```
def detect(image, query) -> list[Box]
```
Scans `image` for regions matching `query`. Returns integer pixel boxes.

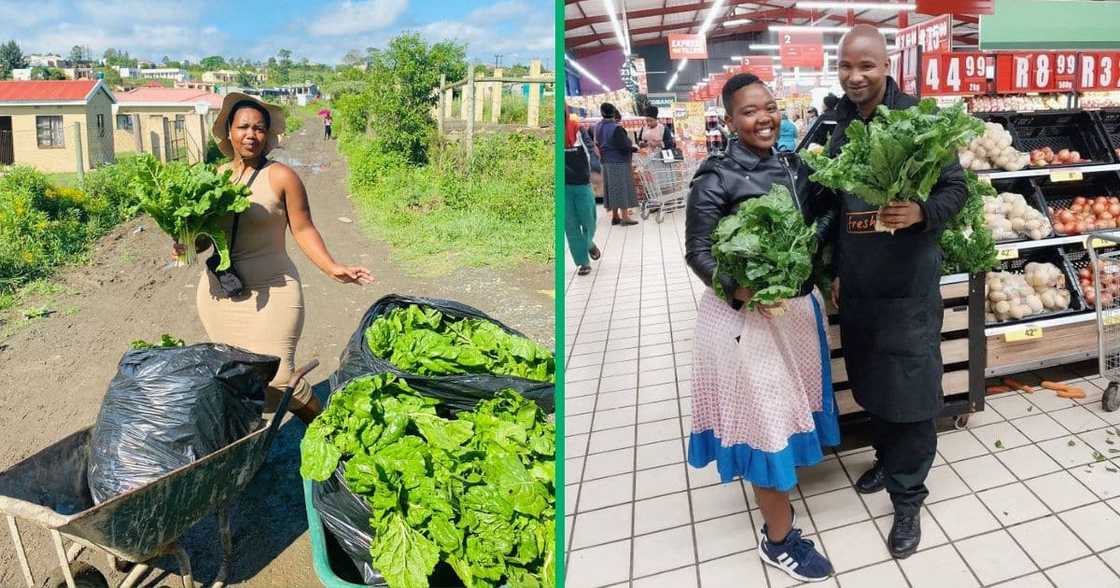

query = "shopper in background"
[637,105,676,152]
[777,112,798,151]
[594,102,639,226]
[805,107,819,130]
[827,24,967,560]
[564,108,602,276]
[821,94,840,122]
[685,72,840,584]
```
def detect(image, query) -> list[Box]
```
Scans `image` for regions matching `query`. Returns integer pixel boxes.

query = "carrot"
[1057,387,1087,399]
[986,385,1012,394]
[1003,377,1033,393]
[1041,381,1075,392]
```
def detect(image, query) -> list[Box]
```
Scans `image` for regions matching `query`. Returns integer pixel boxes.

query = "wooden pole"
[459,78,469,121]
[444,87,454,121]
[527,59,542,128]
[437,73,445,136]
[474,69,486,123]
[72,122,85,179]
[491,68,503,124]
[465,67,476,159]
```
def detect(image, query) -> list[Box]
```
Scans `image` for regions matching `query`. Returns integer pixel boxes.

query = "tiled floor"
[562,208,1120,587]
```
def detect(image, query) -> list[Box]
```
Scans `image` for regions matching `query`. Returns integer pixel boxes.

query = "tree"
[200,55,225,70]
[70,45,84,64]
[161,55,171,66]
[99,66,122,87]
[31,66,66,80]
[0,40,28,79]
[236,70,257,87]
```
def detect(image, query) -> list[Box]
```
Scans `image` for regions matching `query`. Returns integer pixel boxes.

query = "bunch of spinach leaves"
[301,374,554,588]
[801,99,983,207]
[940,170,999,275]
[365,306,554,382]
[711,184,818,307]
[133,159,252,270]
[129,334,186,350]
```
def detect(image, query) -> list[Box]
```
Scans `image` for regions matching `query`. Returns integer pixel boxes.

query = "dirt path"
[0,116,553,587]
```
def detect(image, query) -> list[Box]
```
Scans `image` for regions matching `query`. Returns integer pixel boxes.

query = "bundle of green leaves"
[365,305,555,382]
[300,374,554,588]
[940,170,999,275]
[711,184,818,308]
[132,159,252,270]
[129,334,186,350]
[802,100,984,208]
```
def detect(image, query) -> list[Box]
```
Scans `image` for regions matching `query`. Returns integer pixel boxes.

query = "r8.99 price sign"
[995,52,1078,93]
[921,52,989,96]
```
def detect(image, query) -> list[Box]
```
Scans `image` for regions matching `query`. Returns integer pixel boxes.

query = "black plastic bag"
[316,294,554,586]
[87,344,279,504]
[329,294,555,413]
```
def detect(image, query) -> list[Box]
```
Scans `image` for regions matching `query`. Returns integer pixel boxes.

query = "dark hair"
[808,107,819,116]
[600,102,618,119]
[823,93,839,110]
[645,105,659,118]
[721,73,764,113]
[226,100,271,133]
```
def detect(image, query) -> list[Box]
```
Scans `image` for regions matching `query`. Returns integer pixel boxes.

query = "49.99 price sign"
[994,52,1078,93]
[920,52,989,96]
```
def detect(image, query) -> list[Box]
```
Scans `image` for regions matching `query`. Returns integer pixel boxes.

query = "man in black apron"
[828,25,967,559]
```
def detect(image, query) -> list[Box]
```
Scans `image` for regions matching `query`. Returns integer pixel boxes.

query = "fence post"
[444,86,454,121]
[465,67,476,159]
[72,122,85,180]
[459,78,470,121]
[474,70,486,123]
[491,68,503,124]
[437,74,445,136]
[527,59,542,128]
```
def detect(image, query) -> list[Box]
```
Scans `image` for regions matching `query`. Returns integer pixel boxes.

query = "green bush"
[204,137,226,165]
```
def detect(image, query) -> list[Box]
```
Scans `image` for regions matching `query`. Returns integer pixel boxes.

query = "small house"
[0,79,116,172]
[113,87,223,163]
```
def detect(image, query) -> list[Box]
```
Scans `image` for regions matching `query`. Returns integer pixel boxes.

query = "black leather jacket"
[685,139,838,307]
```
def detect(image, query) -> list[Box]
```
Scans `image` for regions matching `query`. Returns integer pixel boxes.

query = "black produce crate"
[986,246,1085,326]
[1035,172,1120,236]
[1093,108,1120,160]
[1005,110,1115,166]
[988,177,1054,243]
[1063,244,1120,310]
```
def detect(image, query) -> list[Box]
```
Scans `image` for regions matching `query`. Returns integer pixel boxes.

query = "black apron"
[832,80,946,423]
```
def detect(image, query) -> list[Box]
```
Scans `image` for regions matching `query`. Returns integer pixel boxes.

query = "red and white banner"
[891,46,921,95]
[738,55,775,82]
[897,14,952,55]
[916,0,993,15]
[920,52,989,96]
[779,32,824,69]
[668,34,707,60]
[995,52,1077,94]
[1077,52,1120,92]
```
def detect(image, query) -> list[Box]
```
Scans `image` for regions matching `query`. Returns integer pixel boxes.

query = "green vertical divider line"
[553,0,567,584]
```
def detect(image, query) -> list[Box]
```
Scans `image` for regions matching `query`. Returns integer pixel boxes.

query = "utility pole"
[494,54,503,69]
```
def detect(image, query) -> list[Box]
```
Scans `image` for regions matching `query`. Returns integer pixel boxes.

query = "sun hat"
[211,92,286,158]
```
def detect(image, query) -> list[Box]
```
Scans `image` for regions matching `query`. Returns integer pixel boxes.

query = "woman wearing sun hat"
[173,92,373,423]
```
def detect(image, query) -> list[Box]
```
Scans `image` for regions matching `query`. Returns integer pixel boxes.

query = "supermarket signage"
[897,14,952,55]
[739,55,775,82]
[1050,170,1084,183]
[1077,52,1120,92]
[668,34,707,60]
[916,0,993,15]
[994,52,1078,94]
[1004,324,1043,342]
[921,52,989,96]
[995,248,1018,261]
[780,32,824,69]
[890,46,921,96]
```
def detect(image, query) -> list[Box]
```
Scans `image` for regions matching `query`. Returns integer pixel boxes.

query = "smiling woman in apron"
[684,73,840,584]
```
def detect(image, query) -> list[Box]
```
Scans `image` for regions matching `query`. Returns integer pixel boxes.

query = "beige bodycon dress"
[196,162,313,410]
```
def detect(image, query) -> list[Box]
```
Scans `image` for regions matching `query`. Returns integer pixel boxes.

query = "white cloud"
[467,1,531,24]
[74,0,203,24]
[307,0,409,37]
[419,19,553,61]
[0,0,67,30]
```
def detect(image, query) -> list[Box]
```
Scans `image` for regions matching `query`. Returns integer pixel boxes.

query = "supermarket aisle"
[562,208,1120,587]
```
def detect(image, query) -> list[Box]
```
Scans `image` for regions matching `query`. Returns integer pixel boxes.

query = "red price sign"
[780,32,824,69]
[916,0,994,14]
[739,56,775,82]
[995,52,1074,94]
[668,34,708,60]
[897,46,920,95]
[921,52,989,96]
[1077,52,1120,91]
[897,14,952,55]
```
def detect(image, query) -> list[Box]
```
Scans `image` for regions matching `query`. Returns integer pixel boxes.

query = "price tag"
[996,248,1019,260]
[1091,238,1114,249]
[1050,170,1084,182]
[1104,314,1120,326]
[1005,325,1044,342]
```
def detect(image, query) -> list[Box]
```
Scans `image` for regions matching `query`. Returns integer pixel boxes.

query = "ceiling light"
[796,1,916,10]
[748,43,840,51]
[698,0,728,35]
[666,73,678,90]
[564,53,611,92]
[602,0,631,56]
[769,24,898,34]
[723,19,752,27]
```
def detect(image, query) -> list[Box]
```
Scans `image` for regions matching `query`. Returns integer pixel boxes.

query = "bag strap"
[230,159,267,252]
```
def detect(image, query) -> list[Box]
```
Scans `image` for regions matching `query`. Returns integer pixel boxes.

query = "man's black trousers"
[869,415,938,515]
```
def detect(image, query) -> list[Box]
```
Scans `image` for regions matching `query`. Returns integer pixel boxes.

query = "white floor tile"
[1009,515,1092,569]
[956,530,1039,585]
[571,504,633,550]
[1049,405,1110,434]
[1045,556,1120,588]
[584,447,636,481]
[686,461,724,489]
[1009,413,1070,443]
[990,573,1053,587]
[899,544,980,588]
[637,399,680,424]
[698,550,768,588]
[953,454,1017,492]
[1068,459,1120,500]
[995,444,1064,480]
[694,512,757,562]
[1025,470,1100,513]
[818,520,891,573]
[595,388,638,410]
[636,439,685,470]
[924,464,973,503]
[1025,390,1082,413]
[977,482,1050,526]
[970,420,1031,452]
[937,430,989,462]
[635,463,689,500]
[634,491,693,535]
[578,473,634,512]
[588,425,637,454]
[804,487,870,532]
[928,495,1000,540]
[566,540,631,588]
[632,566,698,588]
[798,457,854,498]
[988,394,1037,420]
[1037,435,1098,469]
[1058,502,1120,552]
[689,482,750,521]
[636,419,683,445]
[632,525,696,578]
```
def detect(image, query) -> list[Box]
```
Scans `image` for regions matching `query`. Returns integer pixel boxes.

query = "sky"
[0,0,555,67]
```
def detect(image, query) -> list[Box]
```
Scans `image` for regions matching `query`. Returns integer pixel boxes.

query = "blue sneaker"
[759,528,834,583]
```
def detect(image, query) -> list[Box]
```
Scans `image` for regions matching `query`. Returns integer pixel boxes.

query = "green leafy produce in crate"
[301,374,554,588]
[940,170,999,275]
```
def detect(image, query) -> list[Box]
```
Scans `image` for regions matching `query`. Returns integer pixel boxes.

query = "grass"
[447,92,555,127]
[46,172,80,188]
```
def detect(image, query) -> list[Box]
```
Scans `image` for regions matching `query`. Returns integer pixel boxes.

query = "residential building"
[28,54,63,68]
[0,79,116,171]
[61,67,96,80]
[11,69,31,81]
[201,70,266,84]
[113,87,223,163]
[174,80,218,92]
[115,67,188,82]
[253,82,320,103]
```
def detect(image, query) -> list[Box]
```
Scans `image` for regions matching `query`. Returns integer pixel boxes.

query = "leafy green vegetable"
[366,306,555,382]
[802,99,984,208]
[301,374,554,588]
[710,184,817,307]
[940,170,999,275]
[133,159,252,270]
[129,334,186,350]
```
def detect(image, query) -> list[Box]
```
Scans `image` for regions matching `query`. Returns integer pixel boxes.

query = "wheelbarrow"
[0,360,320,588]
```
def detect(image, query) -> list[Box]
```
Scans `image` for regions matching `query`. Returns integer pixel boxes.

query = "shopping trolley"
[1087,234,1120,412]
[634,153,700,223]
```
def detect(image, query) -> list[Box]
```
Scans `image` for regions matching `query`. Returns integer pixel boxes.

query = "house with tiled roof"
[0,79,116,172]
[113,87,224,163]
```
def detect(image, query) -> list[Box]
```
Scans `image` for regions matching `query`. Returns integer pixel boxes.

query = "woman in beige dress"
[174,93,372,423]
